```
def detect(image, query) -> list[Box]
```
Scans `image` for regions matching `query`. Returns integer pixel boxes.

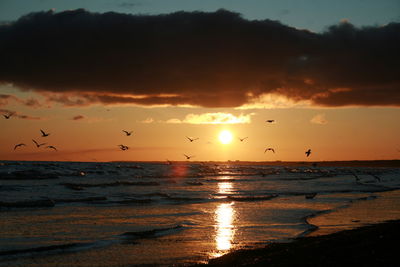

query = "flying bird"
[14,143,26,150]
[264,148,275,153]
[186,136,199,142]
[32,139,46,148]
[122,130,133,136]
[266,120,275,123]
[3,113,13,119]
[118,144,129,151]
[238,137,248,142]
[46,145,58,151]
[40,129,50,137]
[305,149,311,157]
[183,154,194,160]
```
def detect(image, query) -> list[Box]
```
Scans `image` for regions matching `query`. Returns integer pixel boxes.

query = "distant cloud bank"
[165,112,254,124]
[0,9,399,108]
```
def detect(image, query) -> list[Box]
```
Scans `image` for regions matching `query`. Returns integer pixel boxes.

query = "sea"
[1,161,400,266]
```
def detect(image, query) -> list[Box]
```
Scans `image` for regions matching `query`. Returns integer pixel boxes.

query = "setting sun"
[219,130,233,144]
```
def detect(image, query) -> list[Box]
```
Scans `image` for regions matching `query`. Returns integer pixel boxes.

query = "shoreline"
[199,189,400,266]
[1,159,400,167]
[201,219,400,267]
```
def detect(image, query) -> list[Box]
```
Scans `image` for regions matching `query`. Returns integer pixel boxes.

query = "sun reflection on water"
[214,181,235,254]
[218,181,233,194]
[215,202,234,251]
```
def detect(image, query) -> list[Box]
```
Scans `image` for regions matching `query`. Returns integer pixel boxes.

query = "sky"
[0,0,399,162]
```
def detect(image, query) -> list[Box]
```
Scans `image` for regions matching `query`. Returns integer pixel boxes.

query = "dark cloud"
[0,9,399,107]
[72,115,85,120]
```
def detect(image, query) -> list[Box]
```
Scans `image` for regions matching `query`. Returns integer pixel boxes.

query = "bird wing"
[14,143,25,150]
[32,139,38,146]
[40,129,45,135]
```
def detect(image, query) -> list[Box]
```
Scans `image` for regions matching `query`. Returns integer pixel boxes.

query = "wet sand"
[201,190,400,267]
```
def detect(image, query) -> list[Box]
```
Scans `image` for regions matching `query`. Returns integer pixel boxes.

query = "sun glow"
[219,130,233,144]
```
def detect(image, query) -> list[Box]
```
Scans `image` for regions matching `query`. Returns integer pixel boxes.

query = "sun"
[219,130,233,144]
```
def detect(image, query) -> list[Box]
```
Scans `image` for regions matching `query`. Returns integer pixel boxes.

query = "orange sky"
[1,86,399,162]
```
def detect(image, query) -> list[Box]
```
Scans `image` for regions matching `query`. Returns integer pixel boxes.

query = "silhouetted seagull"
[264,148,275,153]
[122,130,133,136]
[3,113,13,119]
[32,139,46,148]
[305,193,317,199]
[369,173,381,182]
[46,145,57,151]
[183,154,194,160]
[40,129,50,137]
[352,171,360,183]
[186,136,199,142]
[118,144,129,151]
[14,143,26,150]
[238,137,248,142]
[266,120,275,123]
[305,149,311,157]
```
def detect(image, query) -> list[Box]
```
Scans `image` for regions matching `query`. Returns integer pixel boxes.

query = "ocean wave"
[0,170,60,180]
[225,194,278,202]
[0,199,55,209]
[121,224,185,241]
[0,225,186,260]
[60,181,160,189]
[0,242,85,257]
[113,198,154,204]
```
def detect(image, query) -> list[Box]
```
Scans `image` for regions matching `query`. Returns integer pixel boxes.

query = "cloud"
[0,108,42,120]
[71,115,85,120]
[0,9,399,108]
[139,117,154,123]
[165,112,254,124]
[0,94,42,108]
[310,113,328,124]
[69,114,110,123]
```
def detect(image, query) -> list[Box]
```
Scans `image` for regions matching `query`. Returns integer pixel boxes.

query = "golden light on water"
[215,181,235,252]
[218,181,233,194]
[218,130,233,144]
[215,203,235,251]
